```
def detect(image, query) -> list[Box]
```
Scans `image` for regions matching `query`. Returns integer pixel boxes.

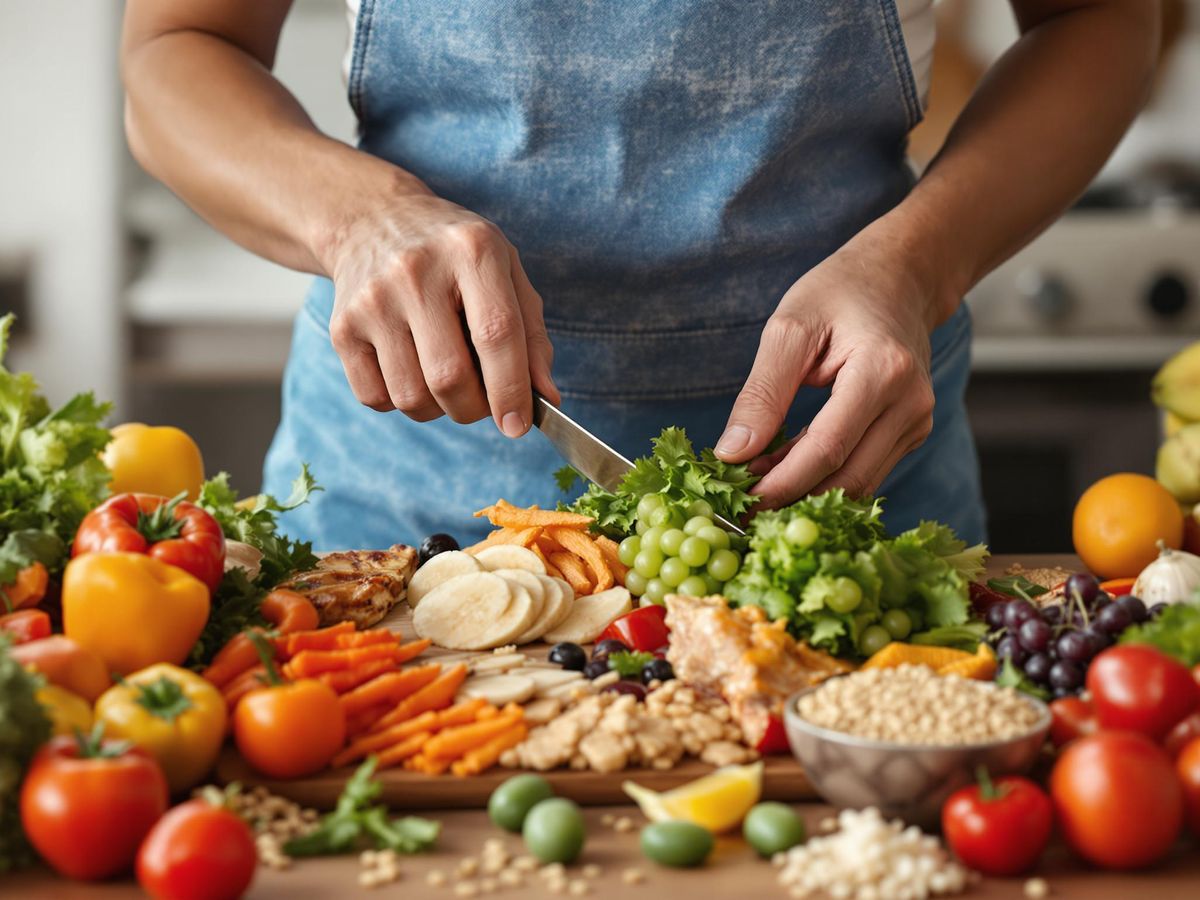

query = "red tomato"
[137,799,257,900]
[1178,737,1200,837]
[942,771,1053,876]
[1050,731,1183,869]
[0,608,51,644]
[1049,696,1097,748]
[1086,644,1198,741]
[596,605,669,653]
[1165,711,1200,760]
[21,732,169,880]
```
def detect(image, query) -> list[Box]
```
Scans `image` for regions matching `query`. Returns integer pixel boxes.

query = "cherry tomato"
[21,730,168,880]
[1178,738,1200,838]
[1165,711,1200,760]
[756,714,791,755]
[1050,731,1183,869]
[234,677,345,779]
[942,769,1053,876]
[137,798,257,900]
[596,605,670,653]
[1086,644,1198,741]
[1049,696,1097,748]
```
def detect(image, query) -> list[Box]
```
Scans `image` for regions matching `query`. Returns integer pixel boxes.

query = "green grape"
[683,515,713,536]
[678,575,709,597]
[634,547,664,579]
[617,535,642,567]
[685,498,715,520]
[881,609,912,639]
[859,625,892,657]
[678,536,711,567]
[664,507,687,530]
[825,577,863,614]
[637,493,666,520]
[636,518,649,535]
[641,525,667,555]
[701,573,723,595]
[648,505,676,528]
[784,516,819,548]
[659,528,687,556]
[659,557,689,588]
[643,578,668,605]
[706,548,740,582]
[696,525,730,550]
[625,570,648,596]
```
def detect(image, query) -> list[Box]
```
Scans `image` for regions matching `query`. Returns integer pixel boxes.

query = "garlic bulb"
[1132,542,1200,607]
[223,539,263,582]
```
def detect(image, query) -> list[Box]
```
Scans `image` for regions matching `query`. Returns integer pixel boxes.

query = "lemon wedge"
[622,761,763,833]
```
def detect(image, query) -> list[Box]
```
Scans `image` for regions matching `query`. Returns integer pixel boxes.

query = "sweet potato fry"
[549,551,593,596]
[594,536,629,586]
[367,663,469,733]
[548,527,613,591]
[423,709,524,761]
[450,723,528,776]
[464,526,542,554]
[474,499,594,530]
[338,663,442,717]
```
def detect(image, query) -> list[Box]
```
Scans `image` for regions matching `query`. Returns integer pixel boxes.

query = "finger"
[716,314,823,463]
[329,318,394,412]
[806,406,922,501]
[748,432,802,477]
[375,325,442,422]
[511,250,560,406]
[459,248,535,437]
[407,281,491,424]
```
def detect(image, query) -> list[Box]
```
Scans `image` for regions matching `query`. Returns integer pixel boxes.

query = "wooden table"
[10,555,1200,899]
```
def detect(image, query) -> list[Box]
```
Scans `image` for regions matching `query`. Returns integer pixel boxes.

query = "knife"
[531,394,745,536]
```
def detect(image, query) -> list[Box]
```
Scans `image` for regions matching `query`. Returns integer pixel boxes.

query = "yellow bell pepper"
[95,663,226,793]
[35,683,94,737]
[101,422,204,500]
[62,552,210,676]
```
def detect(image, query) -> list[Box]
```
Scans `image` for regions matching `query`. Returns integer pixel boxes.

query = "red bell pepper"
[757,714,790,755]
[597,605,670,653]
[72,493,225,591]
[0,608,51,644]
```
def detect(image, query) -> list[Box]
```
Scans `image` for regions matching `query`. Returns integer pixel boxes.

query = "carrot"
[451,723,528,776]
[283,642,403,679]
[261,589,320,634]
[368,663,469,733]
[316,658,397,694]
[405,754,451,776]
[422,709,523,762]
[221,664,267,710]
[284,621,356,656]
[375,731,434,770]
[338,663,442,717]
[391,638,432,666]
[203,630,270,689]
[345,704,391,738]
[333,630,398,649]
[331,710,441,769]
[1,562,49,611]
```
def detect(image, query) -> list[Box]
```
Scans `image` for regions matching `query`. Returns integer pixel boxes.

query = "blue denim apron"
[264,0,985,548]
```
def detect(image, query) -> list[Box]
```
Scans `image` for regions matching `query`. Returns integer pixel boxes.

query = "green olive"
[640,820,714,868]
[522,798,586,864]
[742,802,806,857]
[487,774,554,833]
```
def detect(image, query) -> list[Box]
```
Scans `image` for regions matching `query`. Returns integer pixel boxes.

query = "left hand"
[715,223,952,509]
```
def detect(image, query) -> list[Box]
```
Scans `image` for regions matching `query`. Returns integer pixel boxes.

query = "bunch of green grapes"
[616,494,742,605]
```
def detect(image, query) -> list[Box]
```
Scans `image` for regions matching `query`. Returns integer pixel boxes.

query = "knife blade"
[532,394,745,536]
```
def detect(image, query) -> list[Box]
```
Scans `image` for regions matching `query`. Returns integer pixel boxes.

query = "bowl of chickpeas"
[784,664,1051,829]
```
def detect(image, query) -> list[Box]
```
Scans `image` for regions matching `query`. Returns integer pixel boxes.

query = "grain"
[1024,877,1050,899]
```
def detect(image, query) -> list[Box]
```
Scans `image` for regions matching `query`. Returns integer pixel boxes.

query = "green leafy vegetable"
[553,465,581,494]
[0,314,111,587]
[910,622,988,652]
[186,568,268,668]
[607,650,655,678]
[283,758,440,857]
[560,427,757,538]
[995,655,1050,701]
[0,634,53,871]
[1120,599,1200,666]
[726,490,989,658]
[986,575,1048,600]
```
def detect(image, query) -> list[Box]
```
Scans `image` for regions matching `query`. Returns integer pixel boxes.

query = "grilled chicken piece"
[278,545,418,629]
[665,594,851,746]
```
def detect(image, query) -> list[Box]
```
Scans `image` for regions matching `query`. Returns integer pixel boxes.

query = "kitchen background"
[1,0,1197,552]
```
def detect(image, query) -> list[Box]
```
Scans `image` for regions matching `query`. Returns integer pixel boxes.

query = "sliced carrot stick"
[261,589,319,634]
[338,663,442,717]
[221,664,267,711]
[345,704,391,738]
[204,630,269,689]
[331,710,441,769]
[375,731,434,770]
[282,642,401,679]
[405,754,451,776]
[422,710,523,762]
[391,638,432,666]
[450,723,528,776]
[368,663,468,733]
[283,621,356,656]
[333,630,398,649]
[316,658,398,694]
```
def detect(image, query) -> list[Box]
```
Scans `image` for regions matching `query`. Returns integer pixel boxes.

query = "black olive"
[583,659,611,680]
[591,638,628,662]
[548,642,587,671]
[418,533,460,565]
[641,658,674,685]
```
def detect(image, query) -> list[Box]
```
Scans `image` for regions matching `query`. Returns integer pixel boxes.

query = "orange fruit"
[1073,474,1184,579]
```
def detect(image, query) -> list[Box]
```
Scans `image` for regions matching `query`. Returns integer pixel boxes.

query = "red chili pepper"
[1099,578,1136,597]
[756,714,790,755]
[73,493,225,591]
[0,608,51,644]
[596,605,670,653]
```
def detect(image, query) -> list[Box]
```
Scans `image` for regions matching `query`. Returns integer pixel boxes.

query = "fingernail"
[716,425,751,456]
[501,412,526,438]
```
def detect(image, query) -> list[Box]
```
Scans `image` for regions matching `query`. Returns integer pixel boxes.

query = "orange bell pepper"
[1,561,49,611]
[11,635,112,702]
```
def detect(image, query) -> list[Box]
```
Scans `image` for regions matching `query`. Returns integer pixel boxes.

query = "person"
[121,1,1158,548]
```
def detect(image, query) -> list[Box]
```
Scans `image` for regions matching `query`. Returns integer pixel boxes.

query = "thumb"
[716,315,818,462]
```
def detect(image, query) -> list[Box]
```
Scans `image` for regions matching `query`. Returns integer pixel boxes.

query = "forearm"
[122,27,420,275]
[875,0,1159,326]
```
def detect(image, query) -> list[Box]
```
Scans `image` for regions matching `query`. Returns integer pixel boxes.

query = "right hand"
[318,183,559,436]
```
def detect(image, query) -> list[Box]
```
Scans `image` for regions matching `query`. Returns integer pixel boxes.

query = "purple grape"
[1065,573,1100,605]
[1090,593,1112,614]
[996,636,1027,665]
[1056,631,1091,663]
[1149,602,1168,619]
[1083,625,1111,656]
[1049,659,1083,691]
[1052,686,1076,700]
[1042,604,1063,625]
[1116,595,1148,624]
[985,603,1008,630]
[1018,618,1052,653]
[592,639,629,662]
[1004,600,1038,630]
[1096,602,1133,635]
[583,659,610,680]
[1024,652,1053,684]
[602,681,646,702]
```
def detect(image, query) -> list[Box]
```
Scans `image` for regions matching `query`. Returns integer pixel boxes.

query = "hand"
[715,223,954,509]
[318,177,559,435]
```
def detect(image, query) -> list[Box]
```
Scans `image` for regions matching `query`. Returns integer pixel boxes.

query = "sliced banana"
[542,586,633,645]
[492,568,546,641]
[474,545,546,575]
[411,571,517,650]
[459,673,537,706]
[513,575,572,645]
[407,551,483,608]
